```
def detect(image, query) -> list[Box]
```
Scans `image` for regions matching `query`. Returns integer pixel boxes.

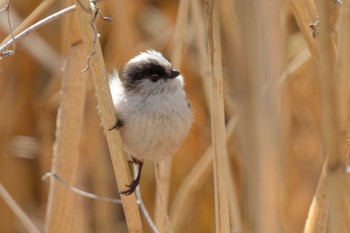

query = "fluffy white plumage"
[109,50,193,161]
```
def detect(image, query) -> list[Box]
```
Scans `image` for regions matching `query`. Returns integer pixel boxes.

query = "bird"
[109,50,193,195]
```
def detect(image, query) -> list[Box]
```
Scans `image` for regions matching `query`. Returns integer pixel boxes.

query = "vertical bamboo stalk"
[45,43,89,233]
[205,0,230,232]
[74,1,143,232]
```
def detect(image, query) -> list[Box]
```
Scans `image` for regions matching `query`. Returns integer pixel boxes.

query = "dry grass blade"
[0,183,40,233]
[74,1,143,232]
[205,0,230,232]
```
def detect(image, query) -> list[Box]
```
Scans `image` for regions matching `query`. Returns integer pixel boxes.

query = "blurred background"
[0,0,348,232]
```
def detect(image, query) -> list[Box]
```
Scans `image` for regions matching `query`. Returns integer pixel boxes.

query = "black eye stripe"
[123,62,167,83]
[143,64,167,78]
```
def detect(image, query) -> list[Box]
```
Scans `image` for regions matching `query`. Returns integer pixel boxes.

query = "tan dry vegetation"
[0,0,349,233]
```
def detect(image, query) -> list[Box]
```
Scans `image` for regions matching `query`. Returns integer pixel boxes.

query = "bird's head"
[121,50,183,95]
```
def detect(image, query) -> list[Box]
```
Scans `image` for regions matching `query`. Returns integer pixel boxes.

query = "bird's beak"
[170,70,180,79]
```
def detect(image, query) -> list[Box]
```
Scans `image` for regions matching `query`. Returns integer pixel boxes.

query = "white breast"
[115,77,193,161]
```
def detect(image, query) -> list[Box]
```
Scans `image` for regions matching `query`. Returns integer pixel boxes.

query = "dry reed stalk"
[170,0,190,67]
[336,0,350,130]
[337,1,350,223]
[215,2,242,230]
[205,0,230,232]
[170,117,237,232]
[154,161,173,233]
[318,1,348,232]
[62,5,91,232]
[74,1,143,232]
[226,162,242,233]
[153,0,190,231]
[191,0,210,105]
[334,0,350,199]
[0,183,40,233]
[245,0,285,232]
[45,44,89,233]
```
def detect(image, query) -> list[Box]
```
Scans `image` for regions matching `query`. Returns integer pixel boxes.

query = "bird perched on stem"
[109,50,193,195]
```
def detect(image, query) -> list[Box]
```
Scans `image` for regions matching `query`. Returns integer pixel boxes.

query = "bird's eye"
[150,74,160,82]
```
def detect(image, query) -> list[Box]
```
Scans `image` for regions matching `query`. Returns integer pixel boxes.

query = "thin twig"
[81,1,112,72]
[43,171,160,233]
[0,4,76,55]
[81,5,98,72]
[42,173,123,204]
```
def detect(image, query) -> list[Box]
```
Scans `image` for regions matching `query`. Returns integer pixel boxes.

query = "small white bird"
[109,50,193,195]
